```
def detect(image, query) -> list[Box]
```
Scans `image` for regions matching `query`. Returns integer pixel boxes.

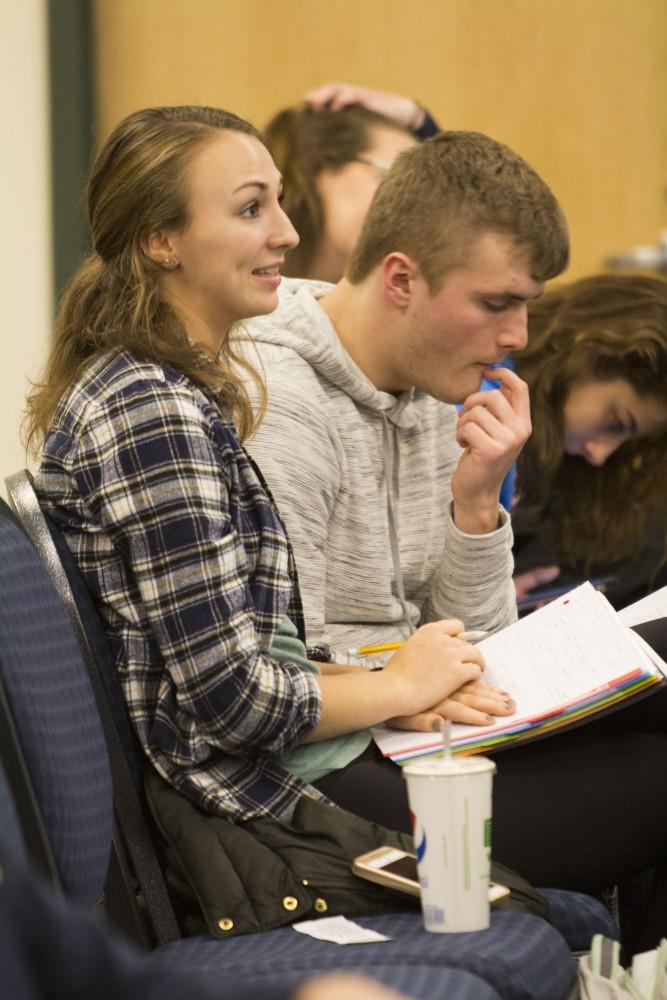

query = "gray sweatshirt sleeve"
[420,503,518,634]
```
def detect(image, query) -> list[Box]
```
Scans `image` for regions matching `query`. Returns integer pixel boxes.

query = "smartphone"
[516,575,613,614]
[352,846,510,903]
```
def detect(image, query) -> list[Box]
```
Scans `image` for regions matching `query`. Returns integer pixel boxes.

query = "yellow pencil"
[353,630,487,657]
[356,642,403,656]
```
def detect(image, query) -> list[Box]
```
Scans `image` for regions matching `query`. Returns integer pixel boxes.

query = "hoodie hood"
[238,278,427,430]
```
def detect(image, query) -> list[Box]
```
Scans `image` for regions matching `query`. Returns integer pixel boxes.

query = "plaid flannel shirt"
[36,351,324,823]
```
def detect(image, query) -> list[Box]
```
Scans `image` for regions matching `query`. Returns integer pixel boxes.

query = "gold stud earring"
[161,256,179,271]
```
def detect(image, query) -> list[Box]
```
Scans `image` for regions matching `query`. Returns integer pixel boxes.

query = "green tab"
[484,818,492,848]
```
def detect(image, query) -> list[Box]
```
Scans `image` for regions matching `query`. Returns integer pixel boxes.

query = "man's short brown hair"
[346,130,569,290]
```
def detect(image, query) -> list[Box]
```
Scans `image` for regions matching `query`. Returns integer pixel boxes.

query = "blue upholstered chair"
[1,764,504,1000]
[0,477,614,998]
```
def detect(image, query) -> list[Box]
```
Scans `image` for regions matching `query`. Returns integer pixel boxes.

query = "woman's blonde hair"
[515,273,667,570]
[26,105,266,454]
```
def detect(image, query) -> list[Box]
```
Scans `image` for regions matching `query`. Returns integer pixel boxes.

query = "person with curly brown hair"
[513,274,667,609]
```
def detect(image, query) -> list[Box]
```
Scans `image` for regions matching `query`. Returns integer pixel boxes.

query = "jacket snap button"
[301,879,309,886]
[314,897,328,913]
[282,896,299,911]
[217,918,234,931]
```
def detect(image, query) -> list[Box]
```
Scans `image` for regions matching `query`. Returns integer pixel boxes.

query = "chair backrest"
[0,499,114,905]
[0,738,27,864]
[5,470,144,787]
[0,484,181,947]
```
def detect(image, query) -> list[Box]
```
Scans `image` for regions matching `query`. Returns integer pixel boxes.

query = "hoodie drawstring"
[382,415,415,637]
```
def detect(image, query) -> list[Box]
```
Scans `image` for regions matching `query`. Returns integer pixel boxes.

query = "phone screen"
[355,849,510,903]
[517,575,611,612]
[380,855,418,882]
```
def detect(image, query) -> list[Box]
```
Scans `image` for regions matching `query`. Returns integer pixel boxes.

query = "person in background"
[513,273,667,609]
[264,83,437,284]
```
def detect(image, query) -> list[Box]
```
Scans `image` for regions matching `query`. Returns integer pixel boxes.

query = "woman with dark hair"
[514,274,667,608]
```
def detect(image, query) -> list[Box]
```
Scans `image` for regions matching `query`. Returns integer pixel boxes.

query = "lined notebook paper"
[373,583,666,763]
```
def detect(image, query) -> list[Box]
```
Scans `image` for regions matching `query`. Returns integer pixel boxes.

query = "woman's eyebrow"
[233,173,284,195]
[232,180,268,194]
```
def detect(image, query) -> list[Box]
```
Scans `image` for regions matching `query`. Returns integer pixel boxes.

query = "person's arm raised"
[302,82,425,131]
[451,367,531,535]
[301,620,483,742]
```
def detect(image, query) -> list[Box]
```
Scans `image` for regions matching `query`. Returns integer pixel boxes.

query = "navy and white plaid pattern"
[36,352,323,823]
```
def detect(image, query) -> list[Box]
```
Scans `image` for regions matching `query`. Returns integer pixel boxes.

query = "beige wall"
[94,0,667,282]
[0,0,52,490]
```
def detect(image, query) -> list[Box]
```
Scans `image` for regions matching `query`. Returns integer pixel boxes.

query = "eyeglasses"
[352,156,393,172]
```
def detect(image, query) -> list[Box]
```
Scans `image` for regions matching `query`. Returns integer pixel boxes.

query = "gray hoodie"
[238,279,516,658]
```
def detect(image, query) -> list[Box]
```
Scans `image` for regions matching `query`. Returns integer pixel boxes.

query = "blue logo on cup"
[414,824,427,863]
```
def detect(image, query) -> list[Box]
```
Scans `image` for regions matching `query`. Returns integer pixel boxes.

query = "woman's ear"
[381,252,419,309]
[140,228,178,268]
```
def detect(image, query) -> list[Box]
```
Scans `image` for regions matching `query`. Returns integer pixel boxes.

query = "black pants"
[314,686,667,954]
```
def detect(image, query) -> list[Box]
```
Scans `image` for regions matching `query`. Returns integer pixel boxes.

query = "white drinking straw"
[441,719,452,762]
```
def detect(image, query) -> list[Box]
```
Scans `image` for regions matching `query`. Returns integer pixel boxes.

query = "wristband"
[307,643,332,663]
[412,106,440,141]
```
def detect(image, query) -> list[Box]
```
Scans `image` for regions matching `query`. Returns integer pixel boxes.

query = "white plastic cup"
[403,756,496,933]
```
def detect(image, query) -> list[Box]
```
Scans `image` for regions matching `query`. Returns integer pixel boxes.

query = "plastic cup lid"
[402,756,497,778]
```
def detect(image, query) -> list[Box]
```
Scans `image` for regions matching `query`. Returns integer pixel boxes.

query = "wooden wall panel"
[94,0,667,280]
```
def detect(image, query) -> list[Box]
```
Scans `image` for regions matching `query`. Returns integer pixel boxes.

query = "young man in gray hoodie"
[240,131,568,674]
[237,136,667,945]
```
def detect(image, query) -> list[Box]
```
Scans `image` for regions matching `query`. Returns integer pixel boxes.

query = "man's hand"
[302,82,425,131]
[451,367,531,534]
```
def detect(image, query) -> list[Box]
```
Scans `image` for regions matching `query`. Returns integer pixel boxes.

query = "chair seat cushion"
[157,910,576,1000]
[540,888,618,951]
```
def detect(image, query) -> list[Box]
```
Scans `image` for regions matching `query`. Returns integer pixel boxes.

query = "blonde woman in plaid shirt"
[27,106,503,829]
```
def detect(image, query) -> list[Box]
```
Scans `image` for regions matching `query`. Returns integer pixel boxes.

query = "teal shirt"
[271,617,371,784]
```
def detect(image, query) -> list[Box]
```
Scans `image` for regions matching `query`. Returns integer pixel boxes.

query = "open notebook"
[372,582,667,764]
